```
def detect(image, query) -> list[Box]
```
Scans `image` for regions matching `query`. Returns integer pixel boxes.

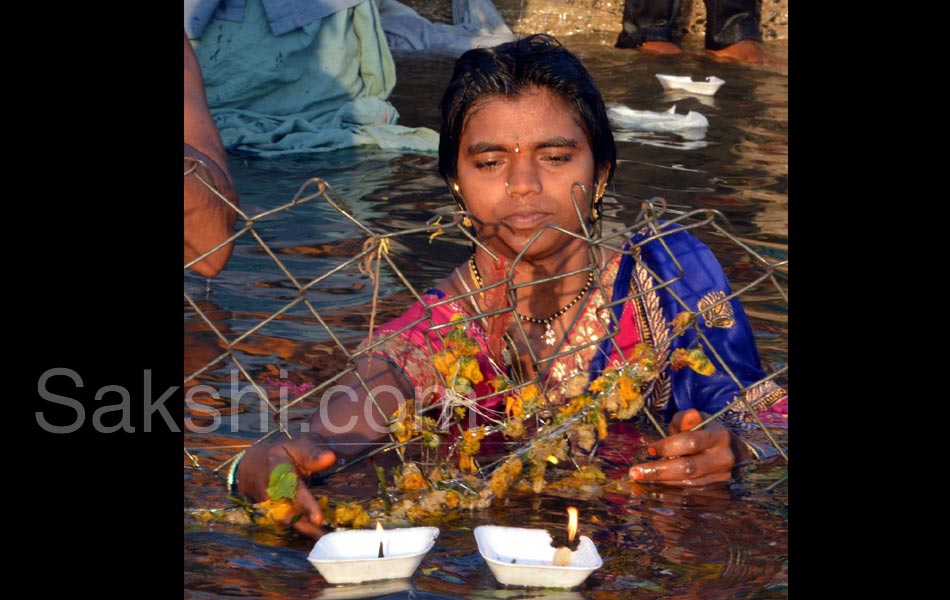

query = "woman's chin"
[506,232,583,262]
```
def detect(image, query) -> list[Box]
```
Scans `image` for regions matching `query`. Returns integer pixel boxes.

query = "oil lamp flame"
[566,506,578,543]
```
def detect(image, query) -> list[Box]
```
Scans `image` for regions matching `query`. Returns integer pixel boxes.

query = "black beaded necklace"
[468,254,594,346]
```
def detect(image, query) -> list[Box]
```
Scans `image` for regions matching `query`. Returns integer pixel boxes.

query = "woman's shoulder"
[628,221,719,266]
[630,220,708,247]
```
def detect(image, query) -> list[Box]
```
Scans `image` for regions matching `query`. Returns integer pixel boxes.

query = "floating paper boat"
[307,526,439,585]
[655,74,725,96]
[607,104,708,133]
[474,525,603,588]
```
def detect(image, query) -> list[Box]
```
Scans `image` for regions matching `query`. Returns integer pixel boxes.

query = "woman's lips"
[502,210,550,230]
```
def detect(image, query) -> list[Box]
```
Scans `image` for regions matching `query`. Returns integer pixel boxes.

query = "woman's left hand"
[628,408,739,486]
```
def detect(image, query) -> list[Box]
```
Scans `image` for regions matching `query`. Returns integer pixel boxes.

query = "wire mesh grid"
[184,156,788,501]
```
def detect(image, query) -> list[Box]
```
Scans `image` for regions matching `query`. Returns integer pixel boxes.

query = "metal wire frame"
[184,163,788,485]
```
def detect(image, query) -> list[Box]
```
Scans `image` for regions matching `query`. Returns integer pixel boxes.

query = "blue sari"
[590,223,786,430]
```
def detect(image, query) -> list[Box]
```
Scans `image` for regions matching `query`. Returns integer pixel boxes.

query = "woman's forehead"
[461,88,583,139]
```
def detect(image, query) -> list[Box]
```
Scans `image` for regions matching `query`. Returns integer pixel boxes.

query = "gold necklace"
[469,254,594,346]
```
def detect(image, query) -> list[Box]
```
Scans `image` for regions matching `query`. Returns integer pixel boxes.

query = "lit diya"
[474,507,602,588]
[552,507,579,566]
[307,521,440,585]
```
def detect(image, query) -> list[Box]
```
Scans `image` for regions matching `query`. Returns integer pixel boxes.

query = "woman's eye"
[474,160,501,170]
[543,154,572,164]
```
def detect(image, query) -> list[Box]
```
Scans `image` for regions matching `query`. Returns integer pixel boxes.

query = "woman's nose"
[505,156,542,197]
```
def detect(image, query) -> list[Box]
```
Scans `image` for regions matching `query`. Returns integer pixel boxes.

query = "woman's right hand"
[236,433,337,538]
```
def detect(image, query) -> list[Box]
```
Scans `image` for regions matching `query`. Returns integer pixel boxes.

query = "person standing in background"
[616,0,773,64]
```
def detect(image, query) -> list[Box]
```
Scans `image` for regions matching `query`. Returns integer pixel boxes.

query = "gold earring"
[593,183,606,217]
[452,183,472,226]
[589,182,605,227]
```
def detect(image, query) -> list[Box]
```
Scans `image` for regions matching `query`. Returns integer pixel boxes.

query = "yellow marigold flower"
[444,490,461,508]
[614,385,643,420]
[686,347,715,375]
[573,464,608,483]
[254,499,295,531]
[331,502,372,528]
[671,348,689,370]
[451,335,481,357]
[519,383,540,403]
[671,347,715,375]
[503,417,525,439]
[490,374,511,392]
[616,373,640,402]
[593,409,608,440]
[488,456,523,500]
[432,349,459,377]
[422,430,442,450]
[457,356,484,384]
[558,395,591,419]
[459,427,486,450]
[506,394,525,419]
[395,463,428,492]
[628,343,657,365]
[390,402,413,443]
[670,311,695,334]
[445,314,475,346]
[458,427,486,473]
[459,453,476,473]
[588,373,610,393]
[391,419,410,444]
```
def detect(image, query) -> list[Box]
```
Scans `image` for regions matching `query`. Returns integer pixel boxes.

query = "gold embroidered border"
[697,290,736,329]
[723,380,787,425]
[628,245,672,415]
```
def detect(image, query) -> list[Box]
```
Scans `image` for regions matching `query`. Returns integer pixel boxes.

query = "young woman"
[234,34,786,538]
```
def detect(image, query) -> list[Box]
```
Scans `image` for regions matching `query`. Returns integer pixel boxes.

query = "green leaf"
[267,463,298,501]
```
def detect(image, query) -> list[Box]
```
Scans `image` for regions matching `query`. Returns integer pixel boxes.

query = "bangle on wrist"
[226,450,246,496]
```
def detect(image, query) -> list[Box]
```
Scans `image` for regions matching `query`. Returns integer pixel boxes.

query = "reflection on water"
[185,32,787,599]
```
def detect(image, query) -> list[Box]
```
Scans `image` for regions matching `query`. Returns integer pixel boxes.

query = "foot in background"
[640,40,684,55]
[707,39,777,65]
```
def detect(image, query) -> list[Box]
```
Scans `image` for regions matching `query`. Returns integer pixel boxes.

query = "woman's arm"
[627,225,785,484]
[235,354,414,537]
[184,31,239,278]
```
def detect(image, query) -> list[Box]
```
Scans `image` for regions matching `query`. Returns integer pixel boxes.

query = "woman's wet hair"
[438,33,616,190]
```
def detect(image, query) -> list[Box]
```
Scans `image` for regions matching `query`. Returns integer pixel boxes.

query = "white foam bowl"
[307,526,439,585]
[656,74,725,96]
[474,525,603,588]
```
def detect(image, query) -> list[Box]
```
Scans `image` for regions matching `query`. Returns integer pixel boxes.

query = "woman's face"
[455,86,597,262]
